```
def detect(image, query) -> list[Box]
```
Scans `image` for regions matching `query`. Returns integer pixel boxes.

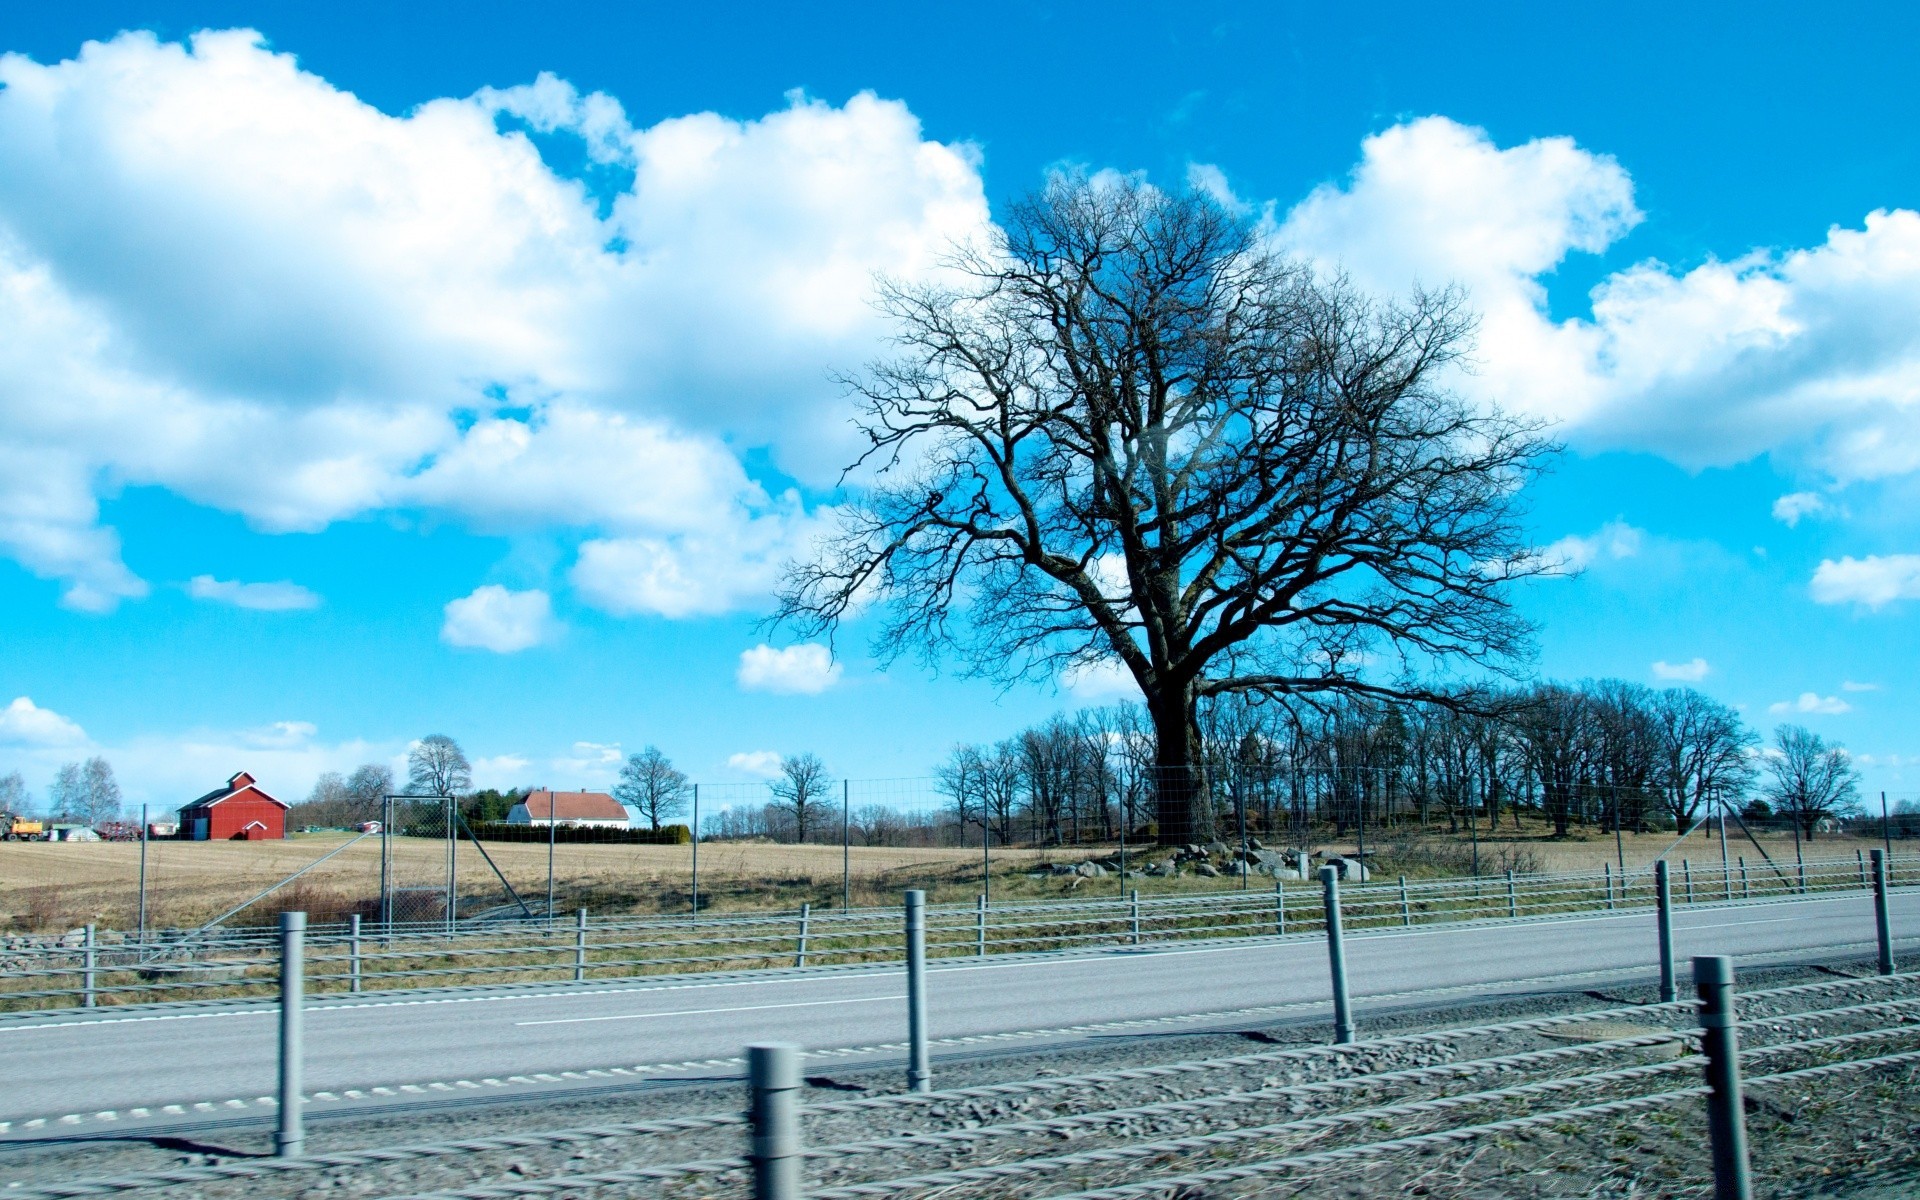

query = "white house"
[504,790,630,829]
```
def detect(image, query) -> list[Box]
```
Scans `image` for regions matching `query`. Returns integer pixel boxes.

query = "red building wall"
[184,789,286,840]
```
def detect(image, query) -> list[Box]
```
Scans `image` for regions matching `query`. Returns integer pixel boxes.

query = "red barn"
[178,771,287,840]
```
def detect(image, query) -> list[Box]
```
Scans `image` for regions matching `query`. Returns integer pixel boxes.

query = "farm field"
[0,818,1890,933]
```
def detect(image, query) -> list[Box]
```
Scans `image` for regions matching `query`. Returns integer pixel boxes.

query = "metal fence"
[10,959,1920,1200]
[2,851,1911,1013]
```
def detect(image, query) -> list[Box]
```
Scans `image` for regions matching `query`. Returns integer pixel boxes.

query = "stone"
[1247,837,1265,851]
[1049,863,1077,876]
[1193,862,1220,877]
[1075,861,1108,878]
[1205,840,1231,857]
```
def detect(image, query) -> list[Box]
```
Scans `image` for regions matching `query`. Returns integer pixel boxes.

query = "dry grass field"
[0,819,1888,933]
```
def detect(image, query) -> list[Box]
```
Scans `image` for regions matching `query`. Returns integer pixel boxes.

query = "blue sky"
[1,1,1917,809]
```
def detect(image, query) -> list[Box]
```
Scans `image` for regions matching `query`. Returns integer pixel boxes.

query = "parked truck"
[1,811,47,841]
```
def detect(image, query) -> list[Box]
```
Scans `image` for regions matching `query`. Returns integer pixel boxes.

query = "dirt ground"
[0,821,1890,932]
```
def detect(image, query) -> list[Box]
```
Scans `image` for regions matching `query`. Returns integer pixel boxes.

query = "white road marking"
[516,994,906,1026]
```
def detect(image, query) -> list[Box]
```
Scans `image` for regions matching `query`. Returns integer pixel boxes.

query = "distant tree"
[407,735,471,797]
[767,753,833,843]
[1764,724,1860,840]
[80,757,122,826]
[48,762,83,820]
[345,763,395,813]
[0,771,28,817]
[1653,688,1756,826]
[463,788,525,824]
[307,771,349,807]
[614,747,690,830]
[288,771,357,828]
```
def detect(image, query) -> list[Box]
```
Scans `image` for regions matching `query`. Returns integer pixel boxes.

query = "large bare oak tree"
[775,177,1554,843]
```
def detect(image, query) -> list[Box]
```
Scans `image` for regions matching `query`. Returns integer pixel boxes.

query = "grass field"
[0,819,1888,932]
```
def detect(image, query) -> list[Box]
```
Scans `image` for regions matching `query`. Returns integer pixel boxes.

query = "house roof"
[182,770,287,811]
[521,790,627,821]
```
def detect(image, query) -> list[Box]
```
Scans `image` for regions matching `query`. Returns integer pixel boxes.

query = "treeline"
[936,681,1870,846]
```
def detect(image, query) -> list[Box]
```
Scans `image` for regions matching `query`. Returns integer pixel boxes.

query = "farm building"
[505,790,629,829]
[178,771,287,840]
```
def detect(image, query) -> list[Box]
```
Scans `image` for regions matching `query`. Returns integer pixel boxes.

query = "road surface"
[1,888,1911,1131]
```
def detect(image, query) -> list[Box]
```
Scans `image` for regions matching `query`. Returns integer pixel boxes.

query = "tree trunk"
[1148,684,1203,846]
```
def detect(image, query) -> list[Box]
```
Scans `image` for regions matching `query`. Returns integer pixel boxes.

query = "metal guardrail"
[2,852,1911,1013]
[9,962,1919,1199]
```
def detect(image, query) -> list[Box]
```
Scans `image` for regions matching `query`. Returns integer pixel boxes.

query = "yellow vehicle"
[1,812,46,841]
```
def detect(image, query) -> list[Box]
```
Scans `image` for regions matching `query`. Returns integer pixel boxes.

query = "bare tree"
[49,762,83,820]
[614,746,690,830]
[80,757,122,826]
[767,753,833,843]
[776,177,1552,843]
[1654,688,1755,826]
[407,735,471,797]
[1764,724,1860,840]
[0,771,28,817]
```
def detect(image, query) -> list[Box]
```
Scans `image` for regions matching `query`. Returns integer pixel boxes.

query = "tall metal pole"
[1718,801,1732,900]
[136,802,149,940]
[277,911,306,1158]
[1695,955,1752,1200]
[444,794,456,935]
[904,889,930,1093]
[547,795,556,923]
[1884,791,1894,864]
[1320,865,1354,1044]
[690,783,700,918]
[380,795,393,933]
[983,800,992,903]
[1654,860,1676,1004]
[1873,848,1895,976]
[842,780,851,912]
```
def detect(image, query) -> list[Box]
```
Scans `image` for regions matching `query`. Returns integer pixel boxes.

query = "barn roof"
[522,790,627,821]
[182,770,288,811]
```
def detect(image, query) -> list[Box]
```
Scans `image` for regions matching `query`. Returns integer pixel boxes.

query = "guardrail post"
[1604,862,1614,910]
[1319,866,1355,1045]
[1694,955,1752,1200]
[976,893,987,957]
[278,911,306,1158]
[575,908,589,982]
[1130,887,1141,946]
[349,913,362,993]
[1873,849,1895,976]
[905,889,930,1092]
[82,923,96,1008]
[748,1043,801,1200]
[1796,858,1807,894]
[794,902,810,969]
[1684,859,1695,905]
[1399,875,1411,927]
[1739,856,1749,899]
[1506,869,1518,919]
[1654,860,1676,1004]
[1274,879,1286,936]
[1858,848,1868,887]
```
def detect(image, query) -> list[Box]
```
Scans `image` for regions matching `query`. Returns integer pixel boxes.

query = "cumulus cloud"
[1272,116,1920,483]
[0,31,987,612]
[1809,554,1920,608]
[1768,692,1852,716]
[0,696,87,746]
[186,575,321,611]
[1652,658,1711,682]
[1536,520,1645,572]
[1062,658,1139,700]
[1772,492,1838,527]
[726,750,783,778]
[736,643,843,695]
[1842,680,1882,692]
[440,585,558,652]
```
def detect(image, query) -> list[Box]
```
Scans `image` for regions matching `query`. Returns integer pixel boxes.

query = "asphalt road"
[3,889,1913,1125]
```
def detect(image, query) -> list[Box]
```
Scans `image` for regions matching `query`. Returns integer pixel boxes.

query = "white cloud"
[0,696,87,746]
[471,753,532,787]
[569,501,831,619]
[726,750,783,778]
[1810,554,1920,608]
[736,643,843,695]
[1768,692,1852,716]
[1842,680,1882,692]
[549,740,621,785]
[0,31,987,613]
[1536,520,1645,572]
[242,720,318,749]
[186,575,321,610]
[1652,658,1710,682]
[1062,658,1139,700]
[1271,116,1920,483]
[1771,492,1837,527]
[440,585,558,652]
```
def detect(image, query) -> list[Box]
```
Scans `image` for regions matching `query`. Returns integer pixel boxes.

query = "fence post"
[575,908,589,982]
[1604,862,1614,911]
[1739,857,1749,899]
[277,911,306,1158]
[1858,848,1868,887]
[1130,887,1141,946]
[904,890,930,1092]
[748,1043,801,1200]
[1695,955,1752,1200]
[1796,858,1807,895]
[795,902,810,969]
[1873,849,1895,976]
[976,893,987,957]
[349,913,362,994]
[1685,859,1694,905]
[82,923,96,1008]
[1506,869,1518,919]
[1275,879,1286,936]
[1320,866,1355,1045]
[1654,860,1676,1004]
[1399,875,1411,927]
